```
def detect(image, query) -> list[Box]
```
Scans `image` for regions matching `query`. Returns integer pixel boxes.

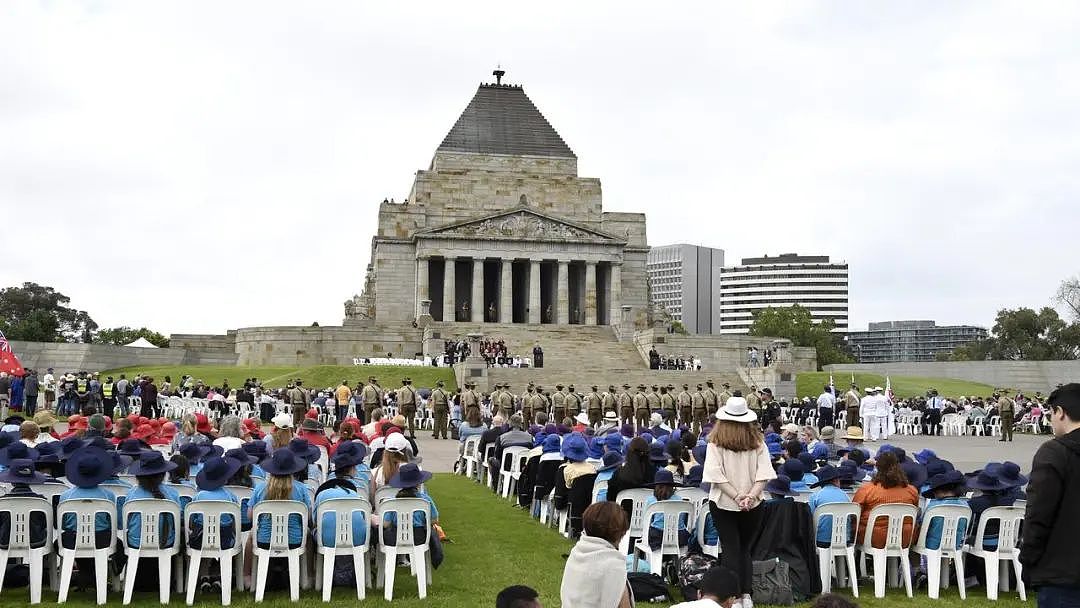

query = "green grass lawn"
[0,474,1029,607]
[797,372,995,400]
[99,364,457,391]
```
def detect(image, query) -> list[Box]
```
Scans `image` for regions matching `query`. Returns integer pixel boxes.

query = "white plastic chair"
[223,486,254,592]
[150,445,173,458]
[374,485,400,508]
[251,500,308,602]
[964,506,1026,601]
[315,447,330,481]
[912,503,970,599]
[0,497,53,604]
[614,489,653,554]
[970,416,986,436]
[814,503,861,598]
[314,497,371,601]
[987,415,1002,437]
[184,500,242,606]
[56,498,118,605]
[375,497,432,601]
[498,447,530,500]
[461,436,481,480]
[481,444,497,489]
[694,508,719,558]
[121,499,181,605]
[633,501,693,575]
[859,503,917,598]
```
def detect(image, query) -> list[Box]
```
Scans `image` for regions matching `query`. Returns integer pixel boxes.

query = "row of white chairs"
[0,493,433,605]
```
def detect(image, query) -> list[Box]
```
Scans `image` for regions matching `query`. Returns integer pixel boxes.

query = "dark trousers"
[24,395,38,416]
[709,501,764,596]
[926,409,942,435]
[1039,586,1080,608]
[818,408,834,428]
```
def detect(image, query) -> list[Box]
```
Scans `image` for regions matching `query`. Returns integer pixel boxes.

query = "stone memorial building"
[347,72,650,331]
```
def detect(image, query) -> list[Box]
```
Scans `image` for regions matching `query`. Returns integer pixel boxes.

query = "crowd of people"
[0,393,442,600]
[647,347,703,371]
[462,383,1080,607]
[441,338,544,369]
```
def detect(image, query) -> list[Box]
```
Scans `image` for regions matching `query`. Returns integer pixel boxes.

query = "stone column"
[609,262,622,326]
[416,257,429,319]
[499,260,513,323]
[528,259,541,324]
[443,257,456,322]
[584,261,597,325]
[557,260,570,325]
[471,258,484,323]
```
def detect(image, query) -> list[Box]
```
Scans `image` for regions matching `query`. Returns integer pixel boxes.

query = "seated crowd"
[460,386,1067,608]
[0,404,442,601]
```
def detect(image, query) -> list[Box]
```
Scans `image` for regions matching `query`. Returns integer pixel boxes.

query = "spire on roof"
[493,65,505,86]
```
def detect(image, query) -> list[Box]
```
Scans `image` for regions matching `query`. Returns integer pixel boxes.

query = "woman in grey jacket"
[560,502,634,608]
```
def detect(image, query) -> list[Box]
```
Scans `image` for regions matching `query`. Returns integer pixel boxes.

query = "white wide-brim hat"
[271,412,294,429]
[575,412,590,425]
[716,396,757,422]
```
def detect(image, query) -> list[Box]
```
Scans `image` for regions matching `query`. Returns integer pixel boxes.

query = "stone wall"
[233,323,423,366]
[633,329,819,373]
[9,341,239,373]
[372,241,420,323]
[170,332,237,352]
[824,361,1080,393]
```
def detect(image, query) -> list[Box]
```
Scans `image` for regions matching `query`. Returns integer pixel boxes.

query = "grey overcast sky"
[2,1,1078,335]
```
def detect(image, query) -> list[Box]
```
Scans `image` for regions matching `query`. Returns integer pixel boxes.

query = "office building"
[846,320,988,363]
[717,253,849,334]
[647,244,725,334]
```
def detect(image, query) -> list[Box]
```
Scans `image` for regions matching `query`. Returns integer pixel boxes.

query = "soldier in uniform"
[718,382,732,409]
[660,385,676,425]
[497,383,515,418]
[461,380,479,421]
[586,385,603,426]
[646,384,661,419]
[566,384,582,419]
[691,383,708,434]
[702,379,719,417]
[844,383,862,429]
[676,383,693,425]
[616,384,633,426]
[532,386,549,425]
[361,376,382,424]
[397,377,418,438]
[633,384,649,430]
[602,385,617,418]
[552,384,567,423]
[746,385,761,417]
[289,379,310,427]
[430,380,450,439]
[997,388,1016,442]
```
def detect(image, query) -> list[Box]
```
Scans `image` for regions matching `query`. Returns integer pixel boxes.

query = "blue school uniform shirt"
[644,496,690,533]
[314,486,369,547]
[250,479,312,545]
[191,487,240,547]
[595,469,616,501]
[60,486,118,534]
[124,485,183,548]
[789,478,811,493]
[251,465,266,480]
[384,490,438,529]
[809,485,852,545]
[923,497,969,550]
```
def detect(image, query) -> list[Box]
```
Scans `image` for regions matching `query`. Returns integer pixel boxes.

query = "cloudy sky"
[2,1,1078,335]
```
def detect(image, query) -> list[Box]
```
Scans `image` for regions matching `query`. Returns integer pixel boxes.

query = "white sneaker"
[741,594,754,608]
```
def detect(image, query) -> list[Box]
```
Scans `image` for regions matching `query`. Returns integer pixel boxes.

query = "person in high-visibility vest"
[102,376,117,416]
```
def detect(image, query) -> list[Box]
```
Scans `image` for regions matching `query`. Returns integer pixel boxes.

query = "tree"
[945,307,1080,361]
[94,327,170,348]
[0,283,98,342]
[747,305,853,369]
[1055,276,1080,321]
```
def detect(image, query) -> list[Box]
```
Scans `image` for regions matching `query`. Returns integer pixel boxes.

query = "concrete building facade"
[717,253,849,334]
[646,244,725,334]
[846,320,988,363]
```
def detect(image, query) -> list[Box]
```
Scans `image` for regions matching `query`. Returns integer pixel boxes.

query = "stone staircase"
[431,322,645,371]
[432,322,748,393]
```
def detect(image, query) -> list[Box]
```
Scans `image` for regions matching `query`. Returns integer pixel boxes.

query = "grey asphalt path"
[856,432,1045,473]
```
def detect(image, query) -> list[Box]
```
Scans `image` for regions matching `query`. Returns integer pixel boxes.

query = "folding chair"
[56,498,118,605]
[251,500,308,602]
[121,499,181,605]
[912,503,971,599]
[963,506,1026,601]
[375,497,432,601]
[0,497,53,604]
[314,497,371,601]
[814,502,860,598]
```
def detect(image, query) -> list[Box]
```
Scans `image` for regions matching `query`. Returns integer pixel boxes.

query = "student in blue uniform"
[59,446,120,587]
[781,460,811,493]
[251,449,311,548]
[0,440,39,473]
[920,470,969,550]
[594,451,623,502]
[330,442,370,491]
[189,455,242,595]
[0,458,51,556]
[383,463,443,569]
[287,437,322,483]
[764,475,800,502]
[644,469,690,550]
[124,451,183,549]
[242,441,268,480]
[808,465,852,547]
[314,444,369,550]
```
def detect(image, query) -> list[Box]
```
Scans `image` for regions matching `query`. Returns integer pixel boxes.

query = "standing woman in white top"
[702,394,776,608]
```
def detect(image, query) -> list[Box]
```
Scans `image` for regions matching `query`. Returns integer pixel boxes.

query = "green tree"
[945,307,1080,361]
[0,282,98,342]
[1055,276,1080,321]
[94,327,170,348]
[747,305,853,369]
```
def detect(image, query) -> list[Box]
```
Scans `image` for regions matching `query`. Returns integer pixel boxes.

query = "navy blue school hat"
[810,465,842,487]
[0,458,50,484]
[0,442,40,466]
[128,451,178,477]
[766,475,799,497]
[224,448,258,465]
[649,469,676,487]
[260,449,307,477]
[65,447,114,489]
[196,456,241,491]
[921,470,966,498]
[388,463,432,489]
[287,438,320,464]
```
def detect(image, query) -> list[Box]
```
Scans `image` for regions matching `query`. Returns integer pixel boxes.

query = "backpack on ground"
[751,558,795,606]
[627,572,671,603]
[677,552,719,601]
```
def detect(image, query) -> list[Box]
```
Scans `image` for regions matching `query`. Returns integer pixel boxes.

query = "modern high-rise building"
[646,244,725,334]
[717,253,849,334]
[845,320,988,363]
